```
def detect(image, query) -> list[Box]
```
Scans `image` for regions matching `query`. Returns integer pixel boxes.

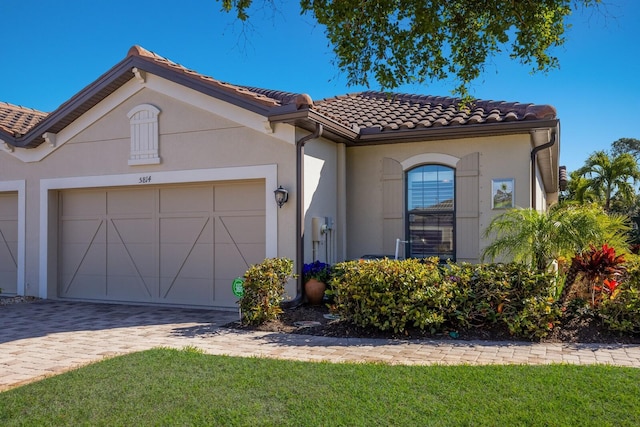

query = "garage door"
[58,181,265,308]
[0,192,18,295]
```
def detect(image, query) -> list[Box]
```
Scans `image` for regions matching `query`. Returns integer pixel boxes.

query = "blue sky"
[1,0,638,173]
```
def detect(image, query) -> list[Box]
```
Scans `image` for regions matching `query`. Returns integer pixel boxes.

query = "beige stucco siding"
[0,85,299,301]
[303,135,341,265]
[345,134,533,261]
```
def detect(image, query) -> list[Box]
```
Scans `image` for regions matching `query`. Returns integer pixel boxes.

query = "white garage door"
[58,181,265,308]
[0,192,18,295]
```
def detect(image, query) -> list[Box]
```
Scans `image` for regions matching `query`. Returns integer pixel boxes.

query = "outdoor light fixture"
[274,186,289,208]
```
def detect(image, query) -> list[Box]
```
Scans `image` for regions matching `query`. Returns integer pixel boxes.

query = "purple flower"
[303,261,332,283]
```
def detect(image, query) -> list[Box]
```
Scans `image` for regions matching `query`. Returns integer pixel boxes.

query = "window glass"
[406,165,455,260]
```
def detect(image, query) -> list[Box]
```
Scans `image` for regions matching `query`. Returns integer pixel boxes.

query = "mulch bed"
[5,295,637,344]
[0,296,40,306]
[231,303,640,344]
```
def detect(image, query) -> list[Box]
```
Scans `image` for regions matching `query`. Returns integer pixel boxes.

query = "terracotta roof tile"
[312,91,556,133]
[0,46,557,147]
[127,45,295,109]
[0,102,48,136]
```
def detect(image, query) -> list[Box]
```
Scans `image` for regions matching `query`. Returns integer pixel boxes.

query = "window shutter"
[128,104,161,166]
[382,157,403,257]
[456,152,479,262]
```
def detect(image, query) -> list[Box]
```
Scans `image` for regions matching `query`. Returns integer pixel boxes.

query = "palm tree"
[577,151,640,211]
[482,204,630,272]
[561,170,601,205]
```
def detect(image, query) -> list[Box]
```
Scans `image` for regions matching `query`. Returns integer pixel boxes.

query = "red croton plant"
[570,244,626,307]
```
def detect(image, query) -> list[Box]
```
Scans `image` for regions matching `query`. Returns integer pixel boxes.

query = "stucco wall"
[345,134,533,261]
[302,134,340,265]
[0,85,298,299]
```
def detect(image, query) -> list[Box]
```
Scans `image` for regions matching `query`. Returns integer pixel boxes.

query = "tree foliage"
[218,0,600,97]
[562,169,602,205]
[611,137,640,159]
[576,150,640,212]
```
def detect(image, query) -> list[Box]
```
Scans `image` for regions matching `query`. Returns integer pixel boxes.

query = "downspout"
[530,129,556,210]
[283,123,324,308]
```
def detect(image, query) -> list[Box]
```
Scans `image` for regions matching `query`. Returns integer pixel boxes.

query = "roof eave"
[353,119,560,145]
[12,56,139,148]
[13,54,276,149]
[268,108,359,142]
[270,108,559,147]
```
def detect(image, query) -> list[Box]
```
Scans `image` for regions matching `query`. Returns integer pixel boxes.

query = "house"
[0,46,560,308]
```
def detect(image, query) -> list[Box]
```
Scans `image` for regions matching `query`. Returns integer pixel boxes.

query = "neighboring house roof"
[410,199,455,213]
[0,45,558,150]
[0,102,47,137]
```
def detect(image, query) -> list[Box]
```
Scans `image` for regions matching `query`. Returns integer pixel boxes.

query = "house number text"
[138,176,152,184]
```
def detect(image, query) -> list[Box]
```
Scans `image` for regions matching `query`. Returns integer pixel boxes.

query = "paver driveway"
[2,300,640,391]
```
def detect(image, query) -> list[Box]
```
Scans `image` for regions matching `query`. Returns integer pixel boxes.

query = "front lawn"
[1,348,639,426]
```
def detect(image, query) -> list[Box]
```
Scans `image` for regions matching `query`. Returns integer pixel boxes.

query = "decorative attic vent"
[128,104,161,165]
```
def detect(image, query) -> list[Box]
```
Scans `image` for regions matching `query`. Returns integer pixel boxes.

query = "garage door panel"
[214,284,237,308]
[113,244,155,276]
[160,277,213,304]
[107,275,153,300]
[160,217,212,243]
[214,244,253,279]
[60,220,106,244]
[216,216,265,244]
[215,182,264,211]
[235,244,265,266]
[110,218,155,243]
[107,188,154,214]
[0,219,18,243]
[160,243,213,280]
[160,186,213,213]
[0,271,17,293]
[0,192,18,295]
[60,273,106,299]
[0,193,17,216]
[107,243,155,280]
[0,221,17,271]
[59,181,265,308]
[61,191,106,216]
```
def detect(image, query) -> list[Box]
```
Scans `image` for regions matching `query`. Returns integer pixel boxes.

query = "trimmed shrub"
[330,259,559,339]
[599,255,640,334]
[330,258,453,334]
[445,262,560,339]
[239,257,294,326]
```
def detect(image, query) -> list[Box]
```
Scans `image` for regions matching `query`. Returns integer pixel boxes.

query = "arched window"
[406,164,455,261]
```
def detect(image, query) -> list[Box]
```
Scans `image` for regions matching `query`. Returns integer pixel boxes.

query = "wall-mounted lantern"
[274,186,289,208]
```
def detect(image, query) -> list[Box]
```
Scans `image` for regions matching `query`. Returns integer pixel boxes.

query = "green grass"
[1,348,639,426]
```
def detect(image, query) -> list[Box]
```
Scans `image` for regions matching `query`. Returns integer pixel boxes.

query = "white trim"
[39,165,278,299]
[2,141,14,153]
[0,180,25,296]
[401,153,460,171]
[42,132,57,147]
[132,67,146,84]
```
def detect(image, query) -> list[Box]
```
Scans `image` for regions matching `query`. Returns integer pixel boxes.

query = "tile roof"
[0,102,48,137]
[312,91,557,133]
[127,46,291,109]
[0,46,557,146]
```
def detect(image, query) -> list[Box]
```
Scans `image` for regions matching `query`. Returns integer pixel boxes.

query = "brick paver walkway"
[2,301,640,391]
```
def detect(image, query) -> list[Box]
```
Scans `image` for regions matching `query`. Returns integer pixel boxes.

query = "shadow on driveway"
[1,300,237,344]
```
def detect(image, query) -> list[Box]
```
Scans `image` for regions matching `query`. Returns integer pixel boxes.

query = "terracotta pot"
[304,278,326,305]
